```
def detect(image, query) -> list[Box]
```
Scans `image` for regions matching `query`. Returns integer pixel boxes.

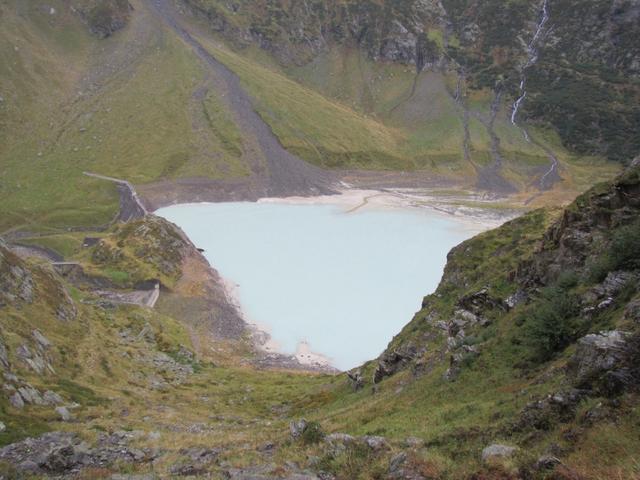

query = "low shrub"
[520,282,581,362]
[300,421,324,445]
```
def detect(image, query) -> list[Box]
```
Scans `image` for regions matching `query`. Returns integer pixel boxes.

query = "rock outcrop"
[481,444,518,463]
[182,0,445,69]
[74,0,133,38]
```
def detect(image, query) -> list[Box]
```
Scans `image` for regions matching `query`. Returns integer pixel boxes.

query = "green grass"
[0,0,251,233]
[2,166,640,478]
[0,0,623,236]
[203,37,410,170]
[20,232,89,258]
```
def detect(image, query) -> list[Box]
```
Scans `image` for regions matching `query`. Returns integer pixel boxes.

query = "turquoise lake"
[157,201,486,370]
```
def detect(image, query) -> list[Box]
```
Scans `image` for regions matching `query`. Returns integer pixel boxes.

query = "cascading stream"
[511,0,550,132]
[510,0,559,190]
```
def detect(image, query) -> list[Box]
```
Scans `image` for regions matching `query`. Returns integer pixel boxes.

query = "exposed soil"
[83,172,148,221]
[143,0,337,202]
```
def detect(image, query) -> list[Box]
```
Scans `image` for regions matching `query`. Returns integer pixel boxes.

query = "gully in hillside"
[510,0,560,191]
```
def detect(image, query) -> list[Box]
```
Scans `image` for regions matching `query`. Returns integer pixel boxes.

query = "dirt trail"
[144,0,336,199]
[83,172,147,222]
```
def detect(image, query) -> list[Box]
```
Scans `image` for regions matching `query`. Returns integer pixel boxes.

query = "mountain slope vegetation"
[0,0,626,236]
[0,159,638,479]
[1,1,640,478]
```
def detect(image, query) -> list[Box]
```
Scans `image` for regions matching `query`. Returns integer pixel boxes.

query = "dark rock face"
[535,454,562,471]
[289,419,309,440]
[457,288,508,316]
[0,430,163,475]
[568,331,628,391]
[445,0,640,163]
[373,344,419,384]
[80,0,133,38]
[0,242,77,321]
[182,0,445,69]
[515,390,588,431]
[443,344,479,382]
[346,369,364,391]
[519,166,640,288]
[0,241,34,305]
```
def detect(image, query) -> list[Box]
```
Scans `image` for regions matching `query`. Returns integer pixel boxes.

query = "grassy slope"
[0,0,250,233]
[3,170,639,479]
[192,23,619,192]
[0,0,621,236]
[293,170,640,478]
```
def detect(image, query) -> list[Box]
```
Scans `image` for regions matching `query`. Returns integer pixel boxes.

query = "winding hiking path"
[83,172,147,222]
[144,0,335,199]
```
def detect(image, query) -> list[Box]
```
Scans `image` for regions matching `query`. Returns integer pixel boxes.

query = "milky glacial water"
[157,201,486,370]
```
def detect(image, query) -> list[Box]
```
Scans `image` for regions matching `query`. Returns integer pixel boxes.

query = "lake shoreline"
[156,187,518,372]
[220,276,337,372]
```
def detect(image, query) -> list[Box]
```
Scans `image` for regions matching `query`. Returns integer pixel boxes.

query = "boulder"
[458,288,508,317]
[362,435,389,451]
[324,433,355,445]
[32,330,52,350]
[289,419,308,440]
[43,390,64,405]
[402,437,423,448]
[481,444,518,462]
[346,369,364,391]
[594,271,638,298]
[505,290,527,309]
[389,452,407,473]
[515,389,587,431]
[624,299,640,324]
[0,339,10,370]
[16,344,52,375]
[17,385,44,405]
[454,308,479,324]
[41,445,77,472]
[443,345,479,381]
[373,344,418,383]
[535,454,561,470]
[55,406,72,422]
[169,463,207,476]
[569,331,628,388]
[0,431,155,474]
[0,432,77,473]
[9,392,24,409]
[179,447,221,465]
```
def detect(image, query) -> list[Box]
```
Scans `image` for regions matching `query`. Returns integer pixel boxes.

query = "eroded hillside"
[0,0,626,237]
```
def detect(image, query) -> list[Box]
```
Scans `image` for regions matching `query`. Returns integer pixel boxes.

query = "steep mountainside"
[182,0,640,165]
[1,2,639,476]
[0,0,627,238]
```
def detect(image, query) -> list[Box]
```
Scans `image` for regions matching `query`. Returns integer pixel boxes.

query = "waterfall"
[510,0,550,138]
